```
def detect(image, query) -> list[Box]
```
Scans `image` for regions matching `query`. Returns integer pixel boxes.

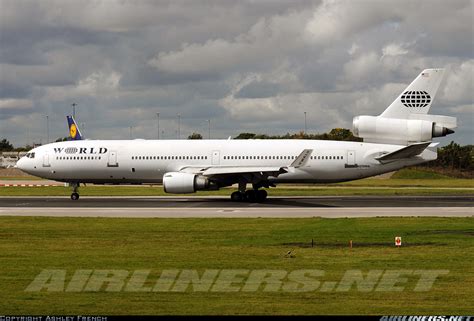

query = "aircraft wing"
[202,166,286,177]
[179,166,286,177]
[375,141,432,164]
[179,149,313,179]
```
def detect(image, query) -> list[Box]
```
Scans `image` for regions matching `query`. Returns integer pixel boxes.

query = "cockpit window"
[25,152,35,158]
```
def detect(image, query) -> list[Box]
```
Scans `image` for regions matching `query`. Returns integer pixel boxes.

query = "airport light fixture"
[72,103,77,118]
[208,119,211,139]
[177,113,181,139]
[304,111,307,135]
[46,115,49,143]
[157,112,160,140]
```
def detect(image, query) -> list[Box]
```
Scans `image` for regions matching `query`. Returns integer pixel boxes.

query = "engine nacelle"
[352,116,454,144]
[163,172,211,194]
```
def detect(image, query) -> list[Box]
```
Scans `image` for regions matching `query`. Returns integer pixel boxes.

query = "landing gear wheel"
[256,189,268,202]
[71,192,80,201]
[231,191,244,202]
[245,190,257,203]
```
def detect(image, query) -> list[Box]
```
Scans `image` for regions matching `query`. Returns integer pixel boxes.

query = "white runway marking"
[0,207,472,218]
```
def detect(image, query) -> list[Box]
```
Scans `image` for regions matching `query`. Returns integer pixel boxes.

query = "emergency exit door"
[42,154,50,167]
[212,150,220,165]
[107,151,119,167]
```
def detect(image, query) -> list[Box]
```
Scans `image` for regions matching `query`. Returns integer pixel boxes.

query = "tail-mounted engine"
[353,115,455,145]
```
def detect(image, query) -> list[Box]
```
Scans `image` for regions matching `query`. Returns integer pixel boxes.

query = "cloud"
[441,60,474,104]
[0,98,34,120]
[0,0,472,146]
[148,9,311,77]
[305,0,402,44]
[381,43,410,59]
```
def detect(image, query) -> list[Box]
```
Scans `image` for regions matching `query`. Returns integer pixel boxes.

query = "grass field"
[0,216,473,315]
[391,168,454,179]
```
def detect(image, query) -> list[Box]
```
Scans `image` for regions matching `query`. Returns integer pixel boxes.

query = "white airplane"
[17,68,456,202]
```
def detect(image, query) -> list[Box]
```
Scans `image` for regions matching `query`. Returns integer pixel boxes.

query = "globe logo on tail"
[401,91,431,108]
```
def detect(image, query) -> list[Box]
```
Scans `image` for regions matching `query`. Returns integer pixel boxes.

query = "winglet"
[66,115,83,140]
[290,149,313,168]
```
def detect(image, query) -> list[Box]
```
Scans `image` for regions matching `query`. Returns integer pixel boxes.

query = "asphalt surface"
[0,196,472,208]
[0,196,472,218]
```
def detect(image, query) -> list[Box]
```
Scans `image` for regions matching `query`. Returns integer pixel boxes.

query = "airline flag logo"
[67,115,82,140]
[70,123,77,139]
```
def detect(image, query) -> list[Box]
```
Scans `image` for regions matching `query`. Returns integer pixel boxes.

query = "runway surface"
[0,196,472,218]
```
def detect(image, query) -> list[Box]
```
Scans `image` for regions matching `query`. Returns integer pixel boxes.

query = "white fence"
[0,152,27,168]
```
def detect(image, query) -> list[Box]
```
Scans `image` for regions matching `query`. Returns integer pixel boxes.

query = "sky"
[0,0,472,146]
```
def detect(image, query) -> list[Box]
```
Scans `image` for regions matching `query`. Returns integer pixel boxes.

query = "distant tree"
[328,128,355,141]
[188,133,203,139]
[14,145,33,152]
[234,129,361,141]
[0,138,14,151]
[55,137,69,142]
[435,141,473,170]
[235,133,257,139]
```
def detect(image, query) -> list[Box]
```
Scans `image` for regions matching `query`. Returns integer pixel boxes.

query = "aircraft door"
[42,154,50,167]
[107,151,119,167]
[345,150,357,168]
[212,150,220,165]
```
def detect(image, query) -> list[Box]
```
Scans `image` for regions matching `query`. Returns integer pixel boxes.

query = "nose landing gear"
[70,183,80,200]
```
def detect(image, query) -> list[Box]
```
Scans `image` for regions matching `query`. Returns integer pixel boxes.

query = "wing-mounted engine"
[163,172,218,193]
[353,115,456,145]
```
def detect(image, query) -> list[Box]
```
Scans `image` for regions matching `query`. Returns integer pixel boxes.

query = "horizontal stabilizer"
[375,142,431,164]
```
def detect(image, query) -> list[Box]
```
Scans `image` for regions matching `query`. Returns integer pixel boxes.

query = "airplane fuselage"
[17,139,435,185]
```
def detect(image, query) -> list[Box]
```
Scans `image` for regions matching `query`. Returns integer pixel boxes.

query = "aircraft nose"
[16,157,26,171]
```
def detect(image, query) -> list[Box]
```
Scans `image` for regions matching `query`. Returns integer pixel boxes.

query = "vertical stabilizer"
[380,69,445,119]
[66,115,83,140]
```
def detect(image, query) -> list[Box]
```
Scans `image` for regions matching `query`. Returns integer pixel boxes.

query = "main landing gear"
[230,181,268,202]
[70,182,80,200]
[231,189,267,202]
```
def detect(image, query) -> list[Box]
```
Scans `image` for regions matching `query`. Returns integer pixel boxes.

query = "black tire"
[230,191,243,202]
[256,189,268,202]
[245,190,257,202]
[71,193,80,200]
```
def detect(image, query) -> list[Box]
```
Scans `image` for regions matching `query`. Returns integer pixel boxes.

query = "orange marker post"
[395,236,402,247]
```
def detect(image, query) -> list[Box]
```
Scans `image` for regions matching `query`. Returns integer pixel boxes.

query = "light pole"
[304,111,307,135]
[72,103,77,118]
[177,113,181,139]
[156,112,160,139]
[46,115,49,143]
[208,119,211,139]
